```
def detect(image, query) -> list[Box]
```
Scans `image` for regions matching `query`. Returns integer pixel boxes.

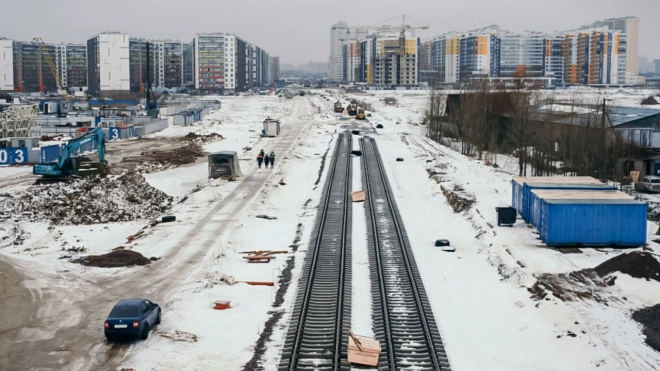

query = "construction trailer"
[263,118,281,137]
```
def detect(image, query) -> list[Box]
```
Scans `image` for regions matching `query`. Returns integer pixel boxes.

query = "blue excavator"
[33,129,108,178]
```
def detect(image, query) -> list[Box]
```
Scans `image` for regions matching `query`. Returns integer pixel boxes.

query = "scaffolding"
[0,104,39,139]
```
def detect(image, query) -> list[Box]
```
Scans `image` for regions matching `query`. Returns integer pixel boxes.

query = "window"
[109,305,138,318]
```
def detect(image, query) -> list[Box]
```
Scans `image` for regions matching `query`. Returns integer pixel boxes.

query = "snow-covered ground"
[1,89,659,371]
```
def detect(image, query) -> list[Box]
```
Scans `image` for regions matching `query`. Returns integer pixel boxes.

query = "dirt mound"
[0,172,172,225]
[633,304,660,352]
[528,269,608,302]
[182,132,224,144]
[118,142,206,174]
[74,250,151,268]
[594,251,660,282]
[441,184,475,213]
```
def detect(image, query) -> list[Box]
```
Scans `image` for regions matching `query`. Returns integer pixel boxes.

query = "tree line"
[425,80,642,182]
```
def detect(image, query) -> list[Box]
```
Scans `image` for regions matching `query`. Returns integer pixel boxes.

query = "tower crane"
[33,38,69,101]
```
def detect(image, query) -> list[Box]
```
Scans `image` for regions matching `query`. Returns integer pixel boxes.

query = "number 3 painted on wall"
[111,129,119,139]
[14,149,25,163]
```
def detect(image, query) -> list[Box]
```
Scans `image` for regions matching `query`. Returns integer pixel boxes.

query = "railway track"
[361,136,451,371]
[279,131,353,371]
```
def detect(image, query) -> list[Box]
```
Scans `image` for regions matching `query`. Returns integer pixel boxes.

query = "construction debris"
[441,185,475,213]
[256,214,277,220]
[74,250,151,268]
[0,172,173,225]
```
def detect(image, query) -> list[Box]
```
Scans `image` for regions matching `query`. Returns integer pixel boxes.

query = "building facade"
[13,40,58,93]
[57,44,87,88]
[194,33,226,93]
[128,38,157,93]
[0,39,13,92]
[87,32,130,98]
[268,56,280,83]
[182,41,194,88]
[589,17,639,77]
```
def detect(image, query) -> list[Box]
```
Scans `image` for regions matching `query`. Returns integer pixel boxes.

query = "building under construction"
[13,41,58,92]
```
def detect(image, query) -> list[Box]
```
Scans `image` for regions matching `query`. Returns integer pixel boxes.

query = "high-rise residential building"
[182,41,194,88]
[418,39,435,84]
[153,40,184,88]
[498,32,545,78]
[360,37,376,83]
[87,32,130,98]
[544,36,564,85]
[655,59,660,75]
[639,56,648,75]
[562,29,623,85]
[268,56,280,83]
[13,40,58,93]
[193,33,227,93]
[193,33,269,94]
[588,17,639,76]
[330,22,350,81]
[444,35,461,83]
[128,38,156,93]
[342,42,361,82]
[57,44,87,88]
[0,38,13,92]
[459,33,499,82]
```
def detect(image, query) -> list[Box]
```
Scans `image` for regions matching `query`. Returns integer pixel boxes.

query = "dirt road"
[0,97,314,371]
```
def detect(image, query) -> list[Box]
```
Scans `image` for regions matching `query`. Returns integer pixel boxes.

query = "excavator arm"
[33,129,106,177]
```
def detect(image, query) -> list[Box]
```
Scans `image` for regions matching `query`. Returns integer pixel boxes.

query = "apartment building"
[87,32,130,98]
[369,35,419,86]
[0,38,13,92]
[182,41,194,88]
[342,42,361,82]
[498,32,544,78]
[12,40,58,92]
[128,38,156,93]
[57,44,87,88]
[588,17,639,76]
[268,56,280,83]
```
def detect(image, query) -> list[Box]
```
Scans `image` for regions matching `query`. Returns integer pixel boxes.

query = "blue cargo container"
[539,198,647,247]
[533,190,631,236]
[511,176,601,218]
[527,183,617,226]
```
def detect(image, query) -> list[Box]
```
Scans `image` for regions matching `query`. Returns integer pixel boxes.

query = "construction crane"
[33,38,69,100]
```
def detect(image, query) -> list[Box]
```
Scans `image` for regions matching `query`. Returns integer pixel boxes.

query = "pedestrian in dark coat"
[264,153,271,168]
[268,151,275,168]
[257,151,264,169]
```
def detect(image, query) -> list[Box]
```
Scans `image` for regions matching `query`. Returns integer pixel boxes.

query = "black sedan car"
[104,298,161,341]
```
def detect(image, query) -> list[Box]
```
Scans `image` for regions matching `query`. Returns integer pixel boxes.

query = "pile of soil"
[633,304,660,352]
[0,172,173,225]
[120,142,206,174]
[528,269,608,302]
[74,250,151,268]
[594,251,660,282]
[182,132,224,144]
[441,184,475,213]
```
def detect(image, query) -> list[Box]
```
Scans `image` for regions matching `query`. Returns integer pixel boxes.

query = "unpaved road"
[0,97,315,371]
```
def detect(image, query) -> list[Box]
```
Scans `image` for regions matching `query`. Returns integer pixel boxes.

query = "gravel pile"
[594,251,660,282]
[0,172,173,225]
[74,250,151,268]
[632,304,660,352]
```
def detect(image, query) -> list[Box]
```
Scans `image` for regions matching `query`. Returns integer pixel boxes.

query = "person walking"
[268,151,275,169]
[257,150,264,169]
[264,152,271,168]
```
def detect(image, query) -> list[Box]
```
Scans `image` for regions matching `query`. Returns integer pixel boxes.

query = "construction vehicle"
[334,101,344,113]
[347,101,358,116]
[145,41,160,117]
[356,107,366,120]
[33,129,107,178]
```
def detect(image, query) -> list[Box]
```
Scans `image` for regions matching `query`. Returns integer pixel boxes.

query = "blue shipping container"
[511,176,601,218]
[527,184,617,226]
[533,190,630,235]
[539,199,647,247]
[520,177,604,222]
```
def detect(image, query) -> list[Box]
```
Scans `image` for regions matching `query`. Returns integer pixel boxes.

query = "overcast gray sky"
[0,0,658,64]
